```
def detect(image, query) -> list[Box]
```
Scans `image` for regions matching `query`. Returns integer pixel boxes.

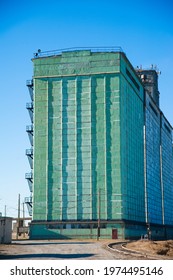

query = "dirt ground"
[0,239,173,260]
[125,239,173,258]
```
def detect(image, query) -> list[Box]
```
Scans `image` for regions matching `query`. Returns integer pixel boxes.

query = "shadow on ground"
[0,253,95,259]
[12,242,92,246]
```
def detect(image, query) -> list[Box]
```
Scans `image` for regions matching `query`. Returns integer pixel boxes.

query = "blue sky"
[0,0,173,217]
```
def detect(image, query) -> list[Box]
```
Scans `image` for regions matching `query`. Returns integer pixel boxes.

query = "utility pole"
[16,194,20,240]
[23,202,25,238]
[4,205,6,217]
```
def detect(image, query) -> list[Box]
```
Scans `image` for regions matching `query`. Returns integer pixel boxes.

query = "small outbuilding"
[0,217,12,244]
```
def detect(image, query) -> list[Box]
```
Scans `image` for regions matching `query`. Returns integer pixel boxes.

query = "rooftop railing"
[33,46,124,58]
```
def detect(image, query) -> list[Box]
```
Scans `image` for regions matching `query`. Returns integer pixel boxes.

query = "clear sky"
[0,0,173,218]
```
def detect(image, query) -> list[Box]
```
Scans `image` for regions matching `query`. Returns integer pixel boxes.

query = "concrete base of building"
[29,220,173,240]
[29,220,123,240]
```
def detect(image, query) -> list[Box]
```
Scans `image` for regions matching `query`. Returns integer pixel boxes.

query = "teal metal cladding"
[29,49,173,239]
[145,96,162,224]
[33,73,123,222]
[32,51,145,226]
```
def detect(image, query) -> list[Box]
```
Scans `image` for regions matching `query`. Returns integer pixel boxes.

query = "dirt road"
[0,239,152,260]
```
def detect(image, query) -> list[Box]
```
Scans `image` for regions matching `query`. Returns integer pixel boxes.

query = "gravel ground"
[0,239,172,260]
[0,239,149,260]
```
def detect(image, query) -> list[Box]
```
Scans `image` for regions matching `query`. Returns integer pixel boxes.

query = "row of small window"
[41,92,120,102]
[41,90,119,98]
[50,99,120,105]
[47,178,119,184]
[47,223,108,230]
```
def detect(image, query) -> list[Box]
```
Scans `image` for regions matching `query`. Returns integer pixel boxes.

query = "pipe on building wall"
[143,92,148,225]
[160,114,165,226]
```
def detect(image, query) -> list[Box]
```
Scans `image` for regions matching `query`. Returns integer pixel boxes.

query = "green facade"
[30,50,146,239]
[120,61,145,223]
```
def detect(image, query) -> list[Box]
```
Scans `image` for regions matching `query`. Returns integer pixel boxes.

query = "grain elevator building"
[25,48,173,239]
